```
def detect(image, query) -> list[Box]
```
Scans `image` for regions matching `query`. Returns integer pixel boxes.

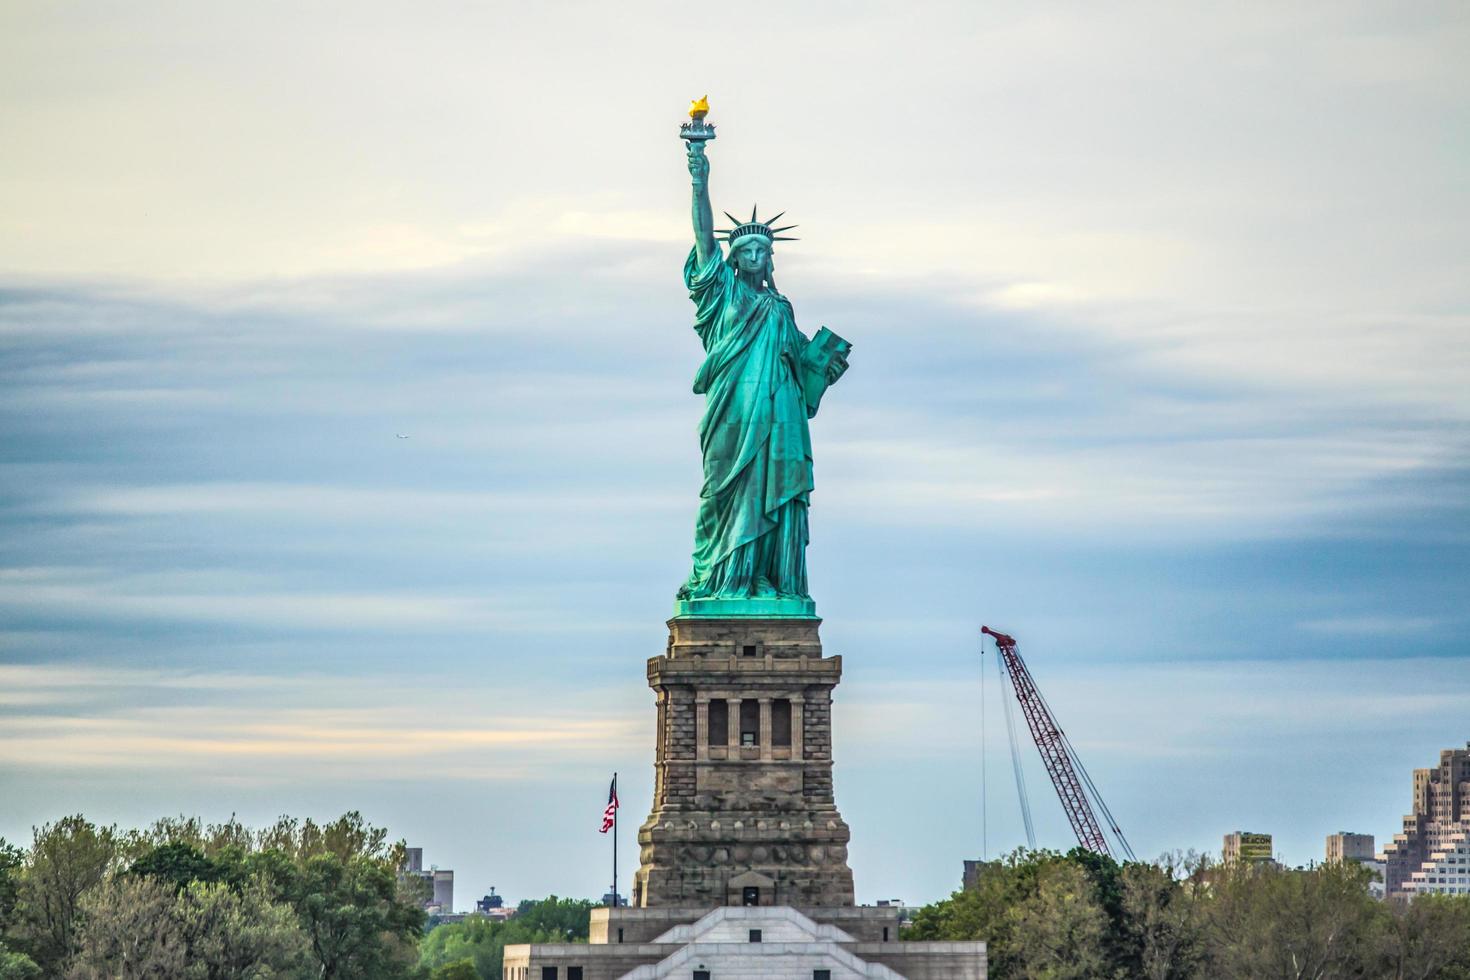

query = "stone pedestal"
[631,616,855,908]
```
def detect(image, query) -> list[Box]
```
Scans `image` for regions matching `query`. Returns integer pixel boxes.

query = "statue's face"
[733,239,771,276]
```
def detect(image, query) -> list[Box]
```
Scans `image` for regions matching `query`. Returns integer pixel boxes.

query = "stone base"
[633,616,854,908]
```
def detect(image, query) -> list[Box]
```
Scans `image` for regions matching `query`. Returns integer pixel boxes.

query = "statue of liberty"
[675,99,851,616]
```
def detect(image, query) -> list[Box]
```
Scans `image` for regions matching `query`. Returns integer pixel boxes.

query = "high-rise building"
[1326,832,1375,864]
[1381,743,1470,898]
[1223,831,1273,864]
[1400,829,1470,897]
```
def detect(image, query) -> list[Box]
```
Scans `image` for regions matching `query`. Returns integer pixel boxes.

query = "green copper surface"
[673,596,818,619]
[674,119,850,619]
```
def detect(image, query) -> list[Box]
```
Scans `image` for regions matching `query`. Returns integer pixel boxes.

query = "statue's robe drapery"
[681,246,814,599]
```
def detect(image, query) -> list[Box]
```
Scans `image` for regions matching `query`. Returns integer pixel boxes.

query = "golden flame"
[689,95,709,120]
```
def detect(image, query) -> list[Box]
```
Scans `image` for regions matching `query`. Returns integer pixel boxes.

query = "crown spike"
[723,212,742,226]
[765,211,785,225]
[772,236,799,241]
[751,204,759,222]
[768,225,798,234]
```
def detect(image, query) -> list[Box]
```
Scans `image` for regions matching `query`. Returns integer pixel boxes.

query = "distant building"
[875,898,915,924]
[1400,830,1470,898]
[1381,743,1470,898]
[474,887,512,919]
[402,846,454,914]
[430,869,454,912]
[1326,832,1375,864]
[1223,831,1273,864]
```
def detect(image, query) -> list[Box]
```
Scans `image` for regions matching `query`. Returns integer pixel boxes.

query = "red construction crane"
[981,625,1134,860]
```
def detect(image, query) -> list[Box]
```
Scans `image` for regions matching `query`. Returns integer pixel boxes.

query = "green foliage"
[1206,859,1381,978]
[1004,861,1109,979]
[1,811,424,980]
[907,847,1073,973]
[1372,893,1470,980]
[283,852,424,980]
[67,874,186,979]
[905,848,1470,980]
[12,815,117,974]
[128,841,225,892]
[0,841,21,933]
[511,895,597,940]
[175,880,311,980]
[66,873,310,980]
[0,947,40,980]
[419,898,594,980]
[1119,854,1209,980]
[429,959,480,980]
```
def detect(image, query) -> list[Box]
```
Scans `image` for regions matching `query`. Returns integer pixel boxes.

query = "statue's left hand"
[687,143,710,185]
[826,352,849,384]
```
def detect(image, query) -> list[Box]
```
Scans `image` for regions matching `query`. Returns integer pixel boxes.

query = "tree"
[0,839,35,980]
[128,842,224,892]
[175,879,310,980]
[1120,854,1209,980]
[285,852,423,979]
[66,875,185,980]
[1004,861,1111,980]
[0,950,40,980]
[13,816,116,974]
[419,900,594,980]
[906,848,1121,978]
[1374,894,1470,980]
[0,840,21,932]
[906,849,1062,969]
[257,811,393,864]
[512,896,596,941]
[1204,860,1380,979]
[429,960,480,980]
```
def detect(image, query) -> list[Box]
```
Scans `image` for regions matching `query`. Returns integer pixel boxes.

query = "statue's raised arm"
[681,96,718,267]
[688,142,716,267]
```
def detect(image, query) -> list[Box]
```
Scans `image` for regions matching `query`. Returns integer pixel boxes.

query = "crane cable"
[980,633,988,861]
[996,639,1037,850]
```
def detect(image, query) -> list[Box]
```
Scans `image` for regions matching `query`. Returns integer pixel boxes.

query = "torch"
[679,95,716,156]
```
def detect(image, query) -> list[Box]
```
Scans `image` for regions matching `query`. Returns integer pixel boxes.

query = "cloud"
[0,663,643,780]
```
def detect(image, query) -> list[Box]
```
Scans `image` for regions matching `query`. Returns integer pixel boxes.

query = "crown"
[718,205,799,245]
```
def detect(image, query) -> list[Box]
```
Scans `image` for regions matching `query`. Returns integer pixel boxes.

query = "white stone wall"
[654,906,854,945]
[620,942,901,980]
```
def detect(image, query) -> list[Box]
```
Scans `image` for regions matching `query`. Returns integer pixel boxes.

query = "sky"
[2,0,1468,908]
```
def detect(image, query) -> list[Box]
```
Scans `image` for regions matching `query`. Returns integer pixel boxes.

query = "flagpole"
[611,771,618,908]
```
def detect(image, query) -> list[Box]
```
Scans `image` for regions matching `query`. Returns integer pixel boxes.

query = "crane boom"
[981,625,1120,857]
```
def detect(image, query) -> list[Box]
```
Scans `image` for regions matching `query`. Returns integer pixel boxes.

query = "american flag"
[599,775,619,834]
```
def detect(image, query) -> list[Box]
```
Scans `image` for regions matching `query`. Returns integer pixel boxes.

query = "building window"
[742,644,757,657]
[883,926,889,942]
[617,928,624,944]
[772,699,792,747]
[740,699,760,746]
[742,885,760,906]
[708,701,728,747]
[694,972,711,980]
[542,969,557,980]
[814,971,832,980]
[567,970,582,980]
[749,929,761,943]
